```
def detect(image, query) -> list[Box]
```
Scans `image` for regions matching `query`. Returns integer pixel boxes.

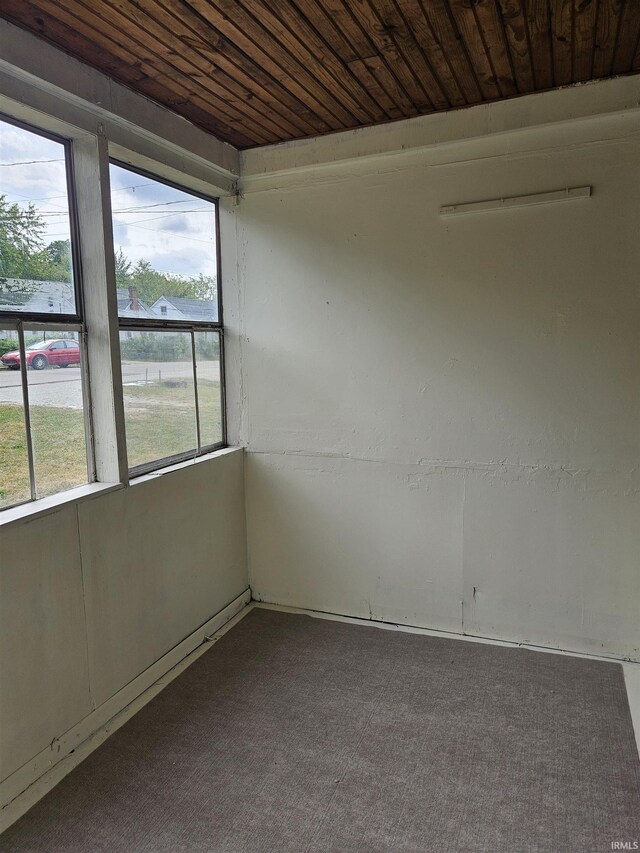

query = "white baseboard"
[0,589,251,834]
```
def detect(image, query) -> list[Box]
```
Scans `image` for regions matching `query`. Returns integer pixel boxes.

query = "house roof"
[0,279,75,313]
[116,288,154,317]
[151,296,216,321]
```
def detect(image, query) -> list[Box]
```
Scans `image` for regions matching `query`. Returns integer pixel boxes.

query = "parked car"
[0,339,81,370]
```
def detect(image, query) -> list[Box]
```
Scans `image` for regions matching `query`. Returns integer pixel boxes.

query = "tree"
[114,248,132,289]
[0,197,75,296]
[0,195,47,280]
[43,240,72,282]
[114,253,216,304]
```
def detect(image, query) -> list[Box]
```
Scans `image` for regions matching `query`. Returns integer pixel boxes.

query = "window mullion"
[72,132,129,484]
[17,323,37,501]
[191,329,201,453]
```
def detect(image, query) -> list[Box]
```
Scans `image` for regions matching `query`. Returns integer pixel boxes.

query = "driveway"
[0,360,220,409]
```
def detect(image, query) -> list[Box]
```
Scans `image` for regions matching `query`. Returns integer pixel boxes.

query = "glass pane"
[0,118,76,315]
[25,328,88,499]
[195,331,223,447]
[120,330,197,469]
[109,163,218,322]
[0,328,30,507]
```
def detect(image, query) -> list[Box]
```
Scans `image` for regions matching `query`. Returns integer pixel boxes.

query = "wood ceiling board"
[194,0,356,128]
[50,0,278,145]
[1,0,639,149]
[550,0,574,86]
[447,0,504,99]
[423,0,485,102]
[593,0,625,78]
[573,0,599,83]
[495,0,534,93]
[395,0,467,107]
[102,0,313,140]
[0,0,259,147]
[526,0,555,89]
[260,0,389,122]
[612,0,640,74]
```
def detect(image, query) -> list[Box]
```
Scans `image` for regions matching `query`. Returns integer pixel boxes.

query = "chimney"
[128,285,139,311]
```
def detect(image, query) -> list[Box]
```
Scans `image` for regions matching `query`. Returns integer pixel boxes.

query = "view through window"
[0,117,89,509]
[110,162,223,472]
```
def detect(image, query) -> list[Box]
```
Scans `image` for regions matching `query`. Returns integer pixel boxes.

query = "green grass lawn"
[0,378,222,508]
[0,402,87,508]
[122,377,222,467]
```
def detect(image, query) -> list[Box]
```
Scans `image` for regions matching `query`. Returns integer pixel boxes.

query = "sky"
[0,117,218,281]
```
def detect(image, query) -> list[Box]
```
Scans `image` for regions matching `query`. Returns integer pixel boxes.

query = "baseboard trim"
[0,588,252,834]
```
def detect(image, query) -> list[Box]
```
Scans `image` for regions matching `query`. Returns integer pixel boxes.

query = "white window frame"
[110,159,226,478]
[0,58,233,517]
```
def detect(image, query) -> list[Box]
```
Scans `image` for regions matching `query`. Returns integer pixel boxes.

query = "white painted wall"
[236,83,640,661]
[0,449,248,786]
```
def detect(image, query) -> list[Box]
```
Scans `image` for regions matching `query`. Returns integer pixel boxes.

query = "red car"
[1,339,81,370]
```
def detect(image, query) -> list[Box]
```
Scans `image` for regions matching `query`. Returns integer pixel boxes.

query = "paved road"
[0,360,220,409]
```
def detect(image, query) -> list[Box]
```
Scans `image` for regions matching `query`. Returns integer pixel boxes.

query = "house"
[116,286,154,319]
[150,295,216,322]
[1,6,639,852]
[0,279,75,315]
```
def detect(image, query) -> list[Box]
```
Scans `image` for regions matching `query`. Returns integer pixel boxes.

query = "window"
[0,116,90,510]
[109,162,224,474]
[0,106,228,515]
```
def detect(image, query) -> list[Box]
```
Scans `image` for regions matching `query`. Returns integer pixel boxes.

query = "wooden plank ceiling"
[2,1,640,149]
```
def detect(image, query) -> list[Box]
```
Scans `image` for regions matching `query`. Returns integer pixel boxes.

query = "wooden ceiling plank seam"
[187,0,351,131]
[592,0,623,77]
[127,0,320,138]
[0,2,258,147]
[496,0,536,92]
[611,0,640,74]
[525,0,555,89]
[351,0,434,110]
[472,0,519,96]
[312,0,424,115]
[256,0,389,123]
[0,8,147,87]
[314,0,382,58]
[225,0,370,128]
[360,54,421,115]
[573,0,599,82]
[445,0,503,99]
[94,0,304,143]
[384,0,455,107]
[366,0,449,108]
[324,0,421,114]
[289,0,402,119]
[395,0,468,106]
[46,0,276,145]
[346,57,405,118]
[155,0,329,136]
[588,0,602,77]
[290,0,360,63]
[550,0,574,85]
[631,18,640,70]
[421,0,484,102]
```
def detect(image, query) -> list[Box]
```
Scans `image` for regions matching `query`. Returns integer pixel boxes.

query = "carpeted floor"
[2,607,639,852]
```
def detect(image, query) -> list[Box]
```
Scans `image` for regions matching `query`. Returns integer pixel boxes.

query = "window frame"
[110,159,227,478]
[0,114,94,510]
[0,113,85,328]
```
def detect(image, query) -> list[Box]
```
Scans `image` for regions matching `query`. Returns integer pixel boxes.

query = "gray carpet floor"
[2,607,639,852]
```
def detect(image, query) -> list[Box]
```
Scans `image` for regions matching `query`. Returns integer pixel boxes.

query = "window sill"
[0,482,123,529]
[0,449,242,529]
[129,446,240,486]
